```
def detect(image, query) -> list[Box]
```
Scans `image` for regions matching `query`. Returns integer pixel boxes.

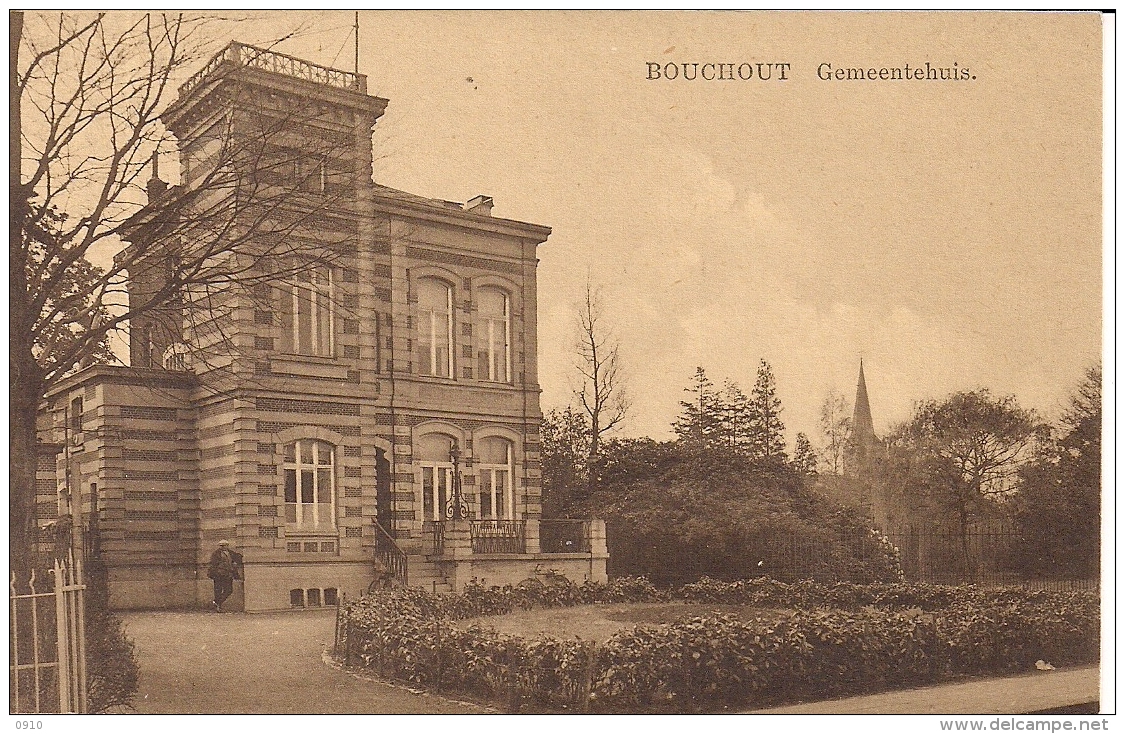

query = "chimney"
[465,195,493,216]
[146,151,167,202]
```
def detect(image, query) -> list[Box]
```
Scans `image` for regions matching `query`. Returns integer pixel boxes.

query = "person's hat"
[218,539,230,546]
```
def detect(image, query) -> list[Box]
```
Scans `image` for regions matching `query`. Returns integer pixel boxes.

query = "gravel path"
[121,609,490,714]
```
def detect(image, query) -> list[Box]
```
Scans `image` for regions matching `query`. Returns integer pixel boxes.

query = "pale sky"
[193,12,1105,443]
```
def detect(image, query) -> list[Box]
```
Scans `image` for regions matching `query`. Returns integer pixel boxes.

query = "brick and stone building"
[37,43,606,612]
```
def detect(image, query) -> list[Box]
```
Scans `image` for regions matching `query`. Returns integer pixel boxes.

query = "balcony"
[391,518,609,593]
[470,520,526,554]
[418,518,604,558]
[538,520,592,554]
[179,42,367,99]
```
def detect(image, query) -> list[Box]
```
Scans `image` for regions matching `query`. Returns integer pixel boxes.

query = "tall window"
[419,434,454,521]
[478,437,514,520]
[284,440,336,530]
[418,278,453,377]
[70,397,84,433]
[478,288,511,383]
[282,267,334,356]
[295,155,329,194]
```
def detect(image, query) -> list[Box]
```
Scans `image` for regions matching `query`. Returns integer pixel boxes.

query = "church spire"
[852,359,876,445]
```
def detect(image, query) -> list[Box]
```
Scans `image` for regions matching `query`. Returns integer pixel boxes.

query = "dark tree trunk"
[10,10,37,583]
[586,412,599,499]
[10,353,44,582]
[957,501,971,577]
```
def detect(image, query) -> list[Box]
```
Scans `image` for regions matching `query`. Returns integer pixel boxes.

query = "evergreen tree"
[673,367,721,451]
[792,432,819,476]
[748,359,787,463]
[718,379,753,455]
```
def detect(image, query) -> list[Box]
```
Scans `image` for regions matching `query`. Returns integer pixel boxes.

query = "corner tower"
[128,42,389,371]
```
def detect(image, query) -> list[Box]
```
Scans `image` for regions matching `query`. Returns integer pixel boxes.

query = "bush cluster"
[595,599,1098,711]
[678,577,970,610]
[335,577,1099,713]
[336,584,597,710]
[557,437,907,587]
[84,558,140,713]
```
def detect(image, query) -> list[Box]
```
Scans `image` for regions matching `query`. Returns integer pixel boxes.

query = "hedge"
[85,557,140,713]
[334,577,1099,713]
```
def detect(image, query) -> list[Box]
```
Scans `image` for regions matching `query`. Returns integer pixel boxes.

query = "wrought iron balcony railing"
[538,520,592,554]
[179,42,366,99]
[470,520,526,554]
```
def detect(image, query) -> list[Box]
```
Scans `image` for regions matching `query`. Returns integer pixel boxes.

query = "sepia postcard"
[9,10,1110,726]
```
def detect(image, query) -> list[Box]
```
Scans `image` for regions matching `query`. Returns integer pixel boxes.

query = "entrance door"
[422,466,453,521]
[375,448,392,532]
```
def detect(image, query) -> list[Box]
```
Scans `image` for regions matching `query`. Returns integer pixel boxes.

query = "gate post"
[52,560,72,713]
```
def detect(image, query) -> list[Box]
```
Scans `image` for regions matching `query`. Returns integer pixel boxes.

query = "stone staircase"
[405,554,453,594]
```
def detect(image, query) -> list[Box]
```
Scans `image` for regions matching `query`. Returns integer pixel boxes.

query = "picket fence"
[9,556,87,713]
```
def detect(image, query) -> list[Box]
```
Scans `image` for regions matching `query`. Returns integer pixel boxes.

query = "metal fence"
[755,524,1098,589]
[539,520,591,554]
[470,520,526,554]
[9,556,88,713]
[424,521,446,556]
[373,522,408,587]
[883,525,1098,589]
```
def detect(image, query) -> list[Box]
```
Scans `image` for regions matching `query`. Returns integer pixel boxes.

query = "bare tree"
[819,389,852,475]
[11,12,367,575]
[573,282,629,493]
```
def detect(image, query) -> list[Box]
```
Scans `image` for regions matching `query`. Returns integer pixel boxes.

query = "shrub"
[580,576,664,604]
[84,558,140,713]
[937,595,1100,675]
[335,577,1100,713]
[591,599,1099,712]
[579,442,905,586]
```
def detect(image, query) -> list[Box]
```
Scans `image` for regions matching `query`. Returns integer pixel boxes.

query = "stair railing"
[373,521,408,587]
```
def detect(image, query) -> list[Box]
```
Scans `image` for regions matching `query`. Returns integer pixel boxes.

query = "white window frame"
[478,438,515,520]
[283,439,336,530]
[419,278,454,378]
[289,268,335,357]
[479,288,511,383]
[421,463,455,521]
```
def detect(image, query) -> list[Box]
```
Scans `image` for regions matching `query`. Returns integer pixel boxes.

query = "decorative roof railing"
[178,42,366,98]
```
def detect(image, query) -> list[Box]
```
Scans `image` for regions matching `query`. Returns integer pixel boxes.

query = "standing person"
[207,540,241,612]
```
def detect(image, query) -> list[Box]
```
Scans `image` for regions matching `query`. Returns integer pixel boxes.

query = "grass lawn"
[455,602,786,642]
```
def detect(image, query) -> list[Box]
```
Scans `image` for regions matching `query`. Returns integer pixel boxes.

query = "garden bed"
[334,577,1099,713]
[454,602,788,643]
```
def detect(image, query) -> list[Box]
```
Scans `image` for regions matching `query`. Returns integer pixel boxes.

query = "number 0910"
[15,722,43,730]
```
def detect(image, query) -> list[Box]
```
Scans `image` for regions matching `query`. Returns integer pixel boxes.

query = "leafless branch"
[573,281,630,469]
[16,13,367,387]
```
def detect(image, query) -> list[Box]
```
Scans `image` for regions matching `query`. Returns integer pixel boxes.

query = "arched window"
[283,439,336,529]
[477,288,510,383]
[478,437,515,520]
[418,278,453,378]
[418,434,455,522]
